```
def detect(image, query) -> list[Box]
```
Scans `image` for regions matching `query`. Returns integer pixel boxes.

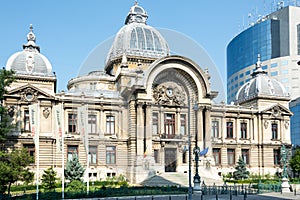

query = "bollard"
[295,188,297,196]
[230,190,232,200]
[201,193,203,200]
[244,190,247,200]
[216,193,218,200]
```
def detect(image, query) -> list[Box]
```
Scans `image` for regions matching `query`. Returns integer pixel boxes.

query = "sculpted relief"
[153,83,186,106]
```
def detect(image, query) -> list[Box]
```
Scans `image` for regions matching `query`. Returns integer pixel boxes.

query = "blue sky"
[0,0,278,99]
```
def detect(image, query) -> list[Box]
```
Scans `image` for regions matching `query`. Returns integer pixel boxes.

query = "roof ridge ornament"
[121,53,128,68]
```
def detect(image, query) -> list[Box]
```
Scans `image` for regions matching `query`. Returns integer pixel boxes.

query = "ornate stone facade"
[3,3,292,185]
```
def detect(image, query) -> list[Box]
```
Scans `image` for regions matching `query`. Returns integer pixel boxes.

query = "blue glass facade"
[290,101,300,147]
[227,19,281,78]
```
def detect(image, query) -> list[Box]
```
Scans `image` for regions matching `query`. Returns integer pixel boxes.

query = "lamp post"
[187,98,192,200]
[280,144,290,193]
[193,103,201,192]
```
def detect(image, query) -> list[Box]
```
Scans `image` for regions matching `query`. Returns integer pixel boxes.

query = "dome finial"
[125,2,148,24]
[23,24,40,52]
[27,24,36,42]
[256,54,261,69]
[29,24,33,32]
[251,53,266,77]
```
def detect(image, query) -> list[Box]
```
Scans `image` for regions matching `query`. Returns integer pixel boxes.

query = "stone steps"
[141,172,224,187]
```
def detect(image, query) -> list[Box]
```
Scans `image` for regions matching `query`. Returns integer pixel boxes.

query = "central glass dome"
[106,3,169,65]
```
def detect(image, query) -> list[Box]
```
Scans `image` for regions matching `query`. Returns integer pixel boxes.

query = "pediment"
[261,103,292,117]
[6,84,54,102]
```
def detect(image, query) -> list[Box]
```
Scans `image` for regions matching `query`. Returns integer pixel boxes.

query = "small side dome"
[236,55,289,104]
[105,3,169,66]
[6,24,53,76]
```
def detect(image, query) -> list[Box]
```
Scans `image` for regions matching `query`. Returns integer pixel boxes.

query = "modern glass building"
[290,97,300,147]
[227,5,300,103]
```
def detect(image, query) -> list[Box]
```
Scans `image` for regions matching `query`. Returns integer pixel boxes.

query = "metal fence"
[201,182,282,196]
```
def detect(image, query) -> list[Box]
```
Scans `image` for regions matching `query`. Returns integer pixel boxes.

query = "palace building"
[3,3,292,185]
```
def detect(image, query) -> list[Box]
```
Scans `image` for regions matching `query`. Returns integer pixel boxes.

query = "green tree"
[233,156,250,180]
[64,154,85,182]
[0,148,34,195]
[20,168,34,185]
[289,149,300,178]
[42,167,58,191]
[0,69,15,143]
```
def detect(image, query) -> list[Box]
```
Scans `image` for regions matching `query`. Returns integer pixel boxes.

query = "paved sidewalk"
[80,192,300,200]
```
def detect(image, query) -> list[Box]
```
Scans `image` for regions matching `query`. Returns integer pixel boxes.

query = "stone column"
[99,106,104,138]
[197,106,204,149]
[136,103,144,156]
[145,103,152,156]
[118,109,122,138]
[204,106,211,152]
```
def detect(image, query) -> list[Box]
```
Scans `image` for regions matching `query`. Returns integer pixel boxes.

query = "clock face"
[166,88,173,97]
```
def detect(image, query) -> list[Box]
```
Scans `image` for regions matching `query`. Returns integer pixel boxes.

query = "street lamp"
[193,103,201,192]
[187,98,192,200]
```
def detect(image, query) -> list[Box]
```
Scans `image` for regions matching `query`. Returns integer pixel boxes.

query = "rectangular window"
[106,116,115,134]
[154,149,159,163]
[182,151,187,164]
[270,71,278,76]
[152,113,158,135]
[67,145,78,161]
[298,24,300,55]
[68,114,77,133]
[262,65,268,70]
[23,144,35,163]
[90,82,96,90]
[271,63,278,68]
[274,149,280,165]
[180,114,186,135]
[282,78,288,83]
[164,113,175,138]
[106,146,116,164]
[211,121,219,138]
[242,149,249,164]
[240,122,247,139]
[227,149,235,166]
[88,114,97,134]
[213,148,221,166]
[226,122,234,138]
[88,146,97,164]
[24,110,30,132]
[272,123,278,139]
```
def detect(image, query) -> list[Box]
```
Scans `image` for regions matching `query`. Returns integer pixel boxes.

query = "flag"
[29,104,38,144]
[200,147,209,156]
[78,105,88,152]
[54,104,63,152]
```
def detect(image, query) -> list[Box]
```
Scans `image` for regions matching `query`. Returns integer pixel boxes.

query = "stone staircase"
[141,172,224,187]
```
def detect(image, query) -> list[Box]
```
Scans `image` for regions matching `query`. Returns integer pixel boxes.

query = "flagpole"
[86,104,89,195]
[36,101,40,200]
[61,103,65,199]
